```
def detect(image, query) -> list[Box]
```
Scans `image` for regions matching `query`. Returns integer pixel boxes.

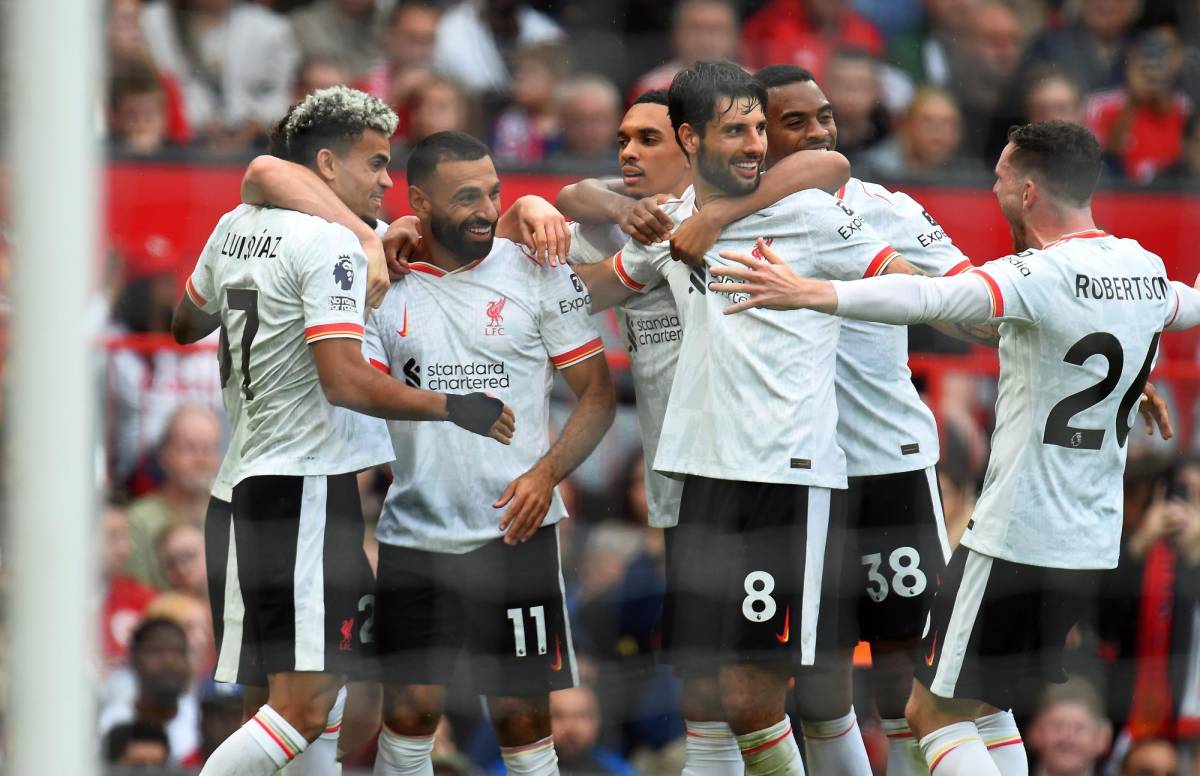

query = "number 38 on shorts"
[862,546,927,603]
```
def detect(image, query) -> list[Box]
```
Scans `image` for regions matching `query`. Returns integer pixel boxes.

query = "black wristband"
[445,392,504,436]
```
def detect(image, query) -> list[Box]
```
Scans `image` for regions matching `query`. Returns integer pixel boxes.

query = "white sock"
[735,716,805,776]
[683,720,744,776]
[283,687,347,775]
[881,718,930,776]
[918,721,1001,776]
[374,725,435,776]
[201,704,308,775]
[800,707,872,775]
[500,735,559,776]
[975,711,1027,776]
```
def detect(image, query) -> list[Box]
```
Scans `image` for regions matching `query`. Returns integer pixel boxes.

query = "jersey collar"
[1043,229,1109,248]
[408,256,486,277]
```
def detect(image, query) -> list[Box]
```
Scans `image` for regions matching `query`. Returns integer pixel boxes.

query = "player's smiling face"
[419,156,501,264]
[617,103,689,198]
[326,128,392,221]
[686,95,767,198]
[765,80,837,167]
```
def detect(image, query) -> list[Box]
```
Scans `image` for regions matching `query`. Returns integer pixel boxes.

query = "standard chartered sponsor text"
[427,361,510,390]
[632,314,682,347]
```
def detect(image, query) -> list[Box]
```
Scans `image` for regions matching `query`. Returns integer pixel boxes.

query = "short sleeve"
[363,300,396,374]
[540,264,605,369]
[808,198,899,281]
[971,253,1042,325]
[889,194,973,277]
[185,239,221,314]
[299,227,369,344]
[612,239,670,294]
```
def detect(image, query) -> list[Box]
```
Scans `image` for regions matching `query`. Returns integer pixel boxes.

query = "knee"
[680,677,725,722]
[487,696,550,747]
[274,694,337,743]
[384,685,444,737]
[792,658,853,722]
[719,665,789,735]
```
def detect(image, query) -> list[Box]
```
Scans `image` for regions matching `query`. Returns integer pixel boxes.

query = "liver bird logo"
[486,296,507,324]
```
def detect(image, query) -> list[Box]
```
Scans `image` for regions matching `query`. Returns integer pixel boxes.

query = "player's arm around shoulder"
[671,150,850,265]
[496,195,572,267]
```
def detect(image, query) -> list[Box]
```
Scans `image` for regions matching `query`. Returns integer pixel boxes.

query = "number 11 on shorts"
[507,606,548,657]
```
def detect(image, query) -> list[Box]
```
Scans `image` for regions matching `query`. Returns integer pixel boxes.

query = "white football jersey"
[619,189,897,488]
[186,204,393,484]
[967,231,1178,569]
[835,178,972,476]
[569,194,695,527]
[365,238,604,554]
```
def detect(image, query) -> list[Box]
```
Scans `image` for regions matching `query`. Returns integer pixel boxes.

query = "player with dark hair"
[557,84,851,776]
[573,60,924,776]
[709,120,1200,776]
[174,87,514,776]
[364,131,615,776]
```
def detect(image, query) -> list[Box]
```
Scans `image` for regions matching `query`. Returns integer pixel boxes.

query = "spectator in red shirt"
[360,0,441,137]
[628,0,740,103]
[101,502,158,671]
[740,0,884,81]
[1085,24,1192,184]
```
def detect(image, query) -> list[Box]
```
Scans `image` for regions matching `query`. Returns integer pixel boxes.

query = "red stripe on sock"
[253,716,296,759]
[986,738,1023,750]
[929,744,962,773]
[806,719,857,741]
[741,728,793,757]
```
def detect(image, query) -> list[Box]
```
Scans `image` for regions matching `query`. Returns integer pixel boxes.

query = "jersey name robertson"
[186,205,392,484]
[834,178,971,476]
[967,232,1178,569]
[618,189,897,488]
[366,238,604,554]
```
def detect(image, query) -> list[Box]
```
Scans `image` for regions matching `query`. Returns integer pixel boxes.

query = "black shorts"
[374,524,577,697]
[223,473,376,680]
[913,546,1101,711]
[823,466,951,648]
[205,495,266,687]
[661,476,843,674]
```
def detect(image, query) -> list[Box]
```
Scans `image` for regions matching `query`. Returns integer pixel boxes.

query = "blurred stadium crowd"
[71,0,1200,772]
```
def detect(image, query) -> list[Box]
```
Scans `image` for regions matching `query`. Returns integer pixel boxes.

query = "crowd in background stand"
[75,0,1200,772]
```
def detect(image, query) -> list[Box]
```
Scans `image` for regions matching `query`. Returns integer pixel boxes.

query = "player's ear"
[315,148,337,183]
[408,184,432,217]
[678,123,701,159]
[1021,177,1036,210]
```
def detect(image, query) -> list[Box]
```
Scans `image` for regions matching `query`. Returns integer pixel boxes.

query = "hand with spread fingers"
[710,237,833,314]
[494,463,556,545]
[618,194,675,245]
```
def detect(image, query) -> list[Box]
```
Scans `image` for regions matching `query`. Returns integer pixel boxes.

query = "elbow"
[554,185,575,213]
[318,376,356,410]
[170,317,189,345]
[241,155,278,203]
[826,152,851,192]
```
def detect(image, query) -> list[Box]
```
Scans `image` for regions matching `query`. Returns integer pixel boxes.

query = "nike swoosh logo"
[925,632,939,667]
[550,636,563,672]
[775,607,790,644]
[397,305,408,337]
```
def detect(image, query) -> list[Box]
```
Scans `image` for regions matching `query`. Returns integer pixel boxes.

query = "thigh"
[374,542,464,689]
[232,473,373,678]
[459,525,577,697]
[855,468,950,645]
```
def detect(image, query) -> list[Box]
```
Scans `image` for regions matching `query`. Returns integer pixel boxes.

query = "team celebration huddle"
[174,58,1200,776]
